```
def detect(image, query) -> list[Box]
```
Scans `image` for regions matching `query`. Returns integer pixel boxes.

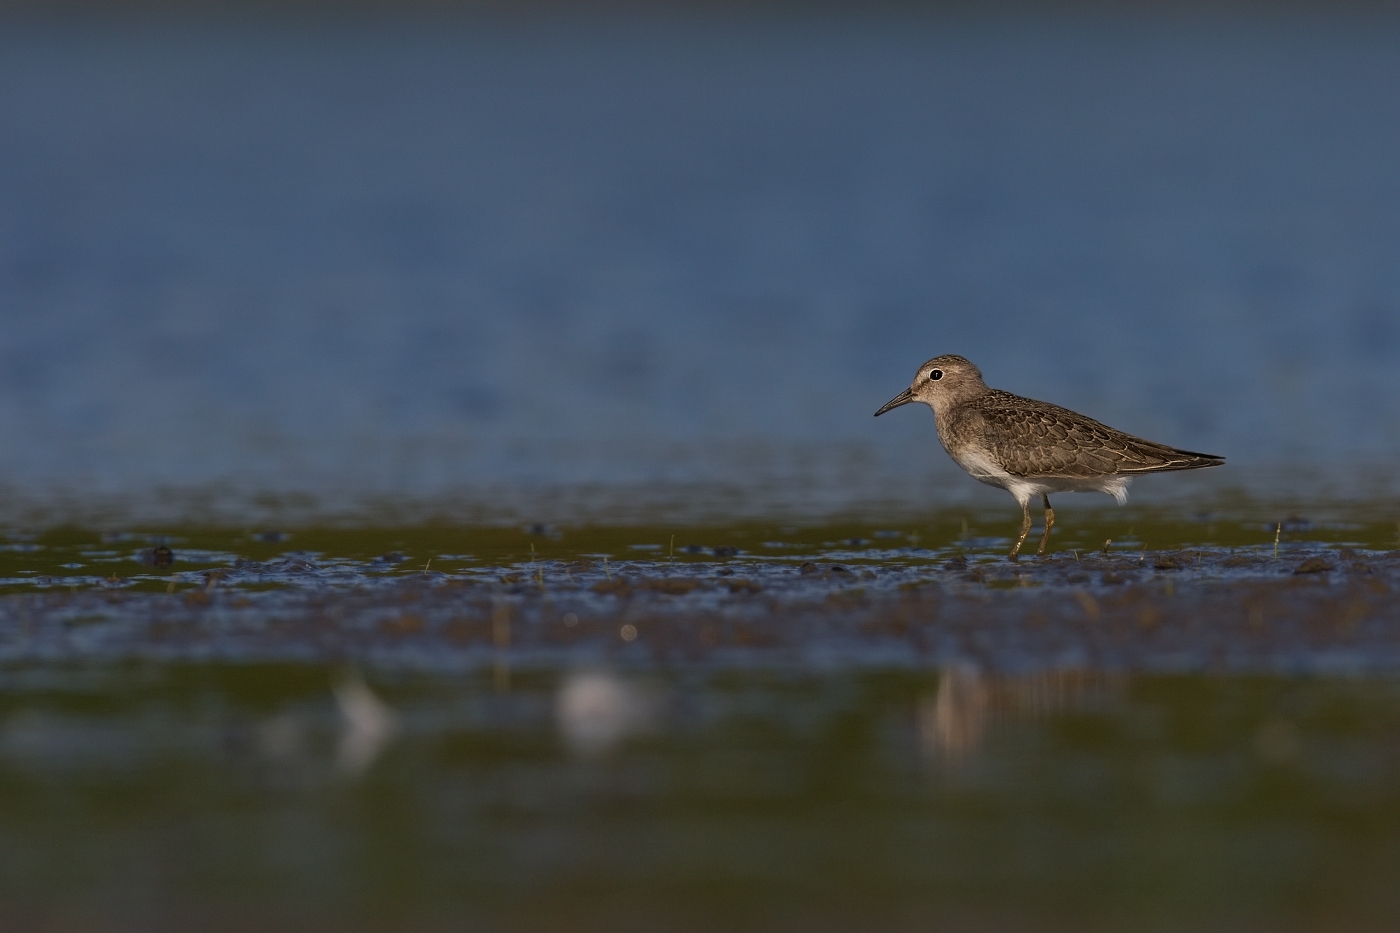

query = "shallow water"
[0,504,1391,672]
[3,10,1400,514]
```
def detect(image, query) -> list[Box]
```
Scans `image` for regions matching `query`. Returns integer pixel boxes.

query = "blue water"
[3,11,1399,519]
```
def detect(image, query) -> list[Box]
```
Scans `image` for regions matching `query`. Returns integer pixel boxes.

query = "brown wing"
[968,391,1224,478]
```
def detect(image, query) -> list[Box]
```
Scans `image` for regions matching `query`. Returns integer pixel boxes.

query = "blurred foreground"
[2,665,1398,932]
[0,511,1398,930]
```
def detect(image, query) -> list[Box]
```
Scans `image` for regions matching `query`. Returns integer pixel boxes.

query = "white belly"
[950,447,1131,507]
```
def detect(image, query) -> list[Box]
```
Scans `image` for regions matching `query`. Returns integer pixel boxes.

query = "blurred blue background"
[2,6,1398,516]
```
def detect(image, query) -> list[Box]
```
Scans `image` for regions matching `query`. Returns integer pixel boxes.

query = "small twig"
[529,543,545,588]
[1273,522,1281,560]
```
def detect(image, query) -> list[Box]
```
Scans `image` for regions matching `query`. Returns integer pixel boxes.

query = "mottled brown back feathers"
[947,390,1225,479]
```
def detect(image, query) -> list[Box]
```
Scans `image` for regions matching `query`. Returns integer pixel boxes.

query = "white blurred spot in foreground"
[556,671,654,756]
[919,666,1126,764]
[919,665,989,762]
[333,670,398,775]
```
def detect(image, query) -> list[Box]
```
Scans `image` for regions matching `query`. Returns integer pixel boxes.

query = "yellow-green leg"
[1009,500,1032,561]
[1037,494,1055,556]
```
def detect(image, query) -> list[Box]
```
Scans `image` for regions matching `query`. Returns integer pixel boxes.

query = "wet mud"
[0,519,1396,675]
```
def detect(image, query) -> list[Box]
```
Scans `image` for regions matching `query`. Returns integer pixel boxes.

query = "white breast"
[950,447,1016,490]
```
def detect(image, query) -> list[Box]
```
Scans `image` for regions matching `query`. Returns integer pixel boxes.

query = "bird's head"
[874,355,988,418]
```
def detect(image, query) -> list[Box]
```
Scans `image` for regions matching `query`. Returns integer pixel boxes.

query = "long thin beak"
[874,388,914,417]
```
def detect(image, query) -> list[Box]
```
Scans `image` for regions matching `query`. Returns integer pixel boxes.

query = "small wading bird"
[875,355,1224,560]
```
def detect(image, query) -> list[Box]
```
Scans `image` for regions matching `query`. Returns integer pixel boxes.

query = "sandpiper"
[875,355,1224,560]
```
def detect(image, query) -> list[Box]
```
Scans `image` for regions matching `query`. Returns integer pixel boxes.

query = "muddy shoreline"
[2,539,1395,675]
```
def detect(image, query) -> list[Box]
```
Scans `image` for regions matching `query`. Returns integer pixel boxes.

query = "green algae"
[0,498,1396,595]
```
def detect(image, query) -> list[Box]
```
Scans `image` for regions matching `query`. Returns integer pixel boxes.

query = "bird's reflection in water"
[918,666,1124,763]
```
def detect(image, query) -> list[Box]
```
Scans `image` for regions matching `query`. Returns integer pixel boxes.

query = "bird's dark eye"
[929,369,943,381]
